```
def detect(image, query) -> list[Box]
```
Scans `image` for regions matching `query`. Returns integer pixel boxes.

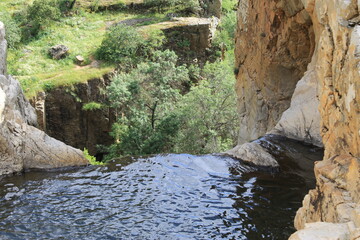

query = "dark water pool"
[0,136,323,240]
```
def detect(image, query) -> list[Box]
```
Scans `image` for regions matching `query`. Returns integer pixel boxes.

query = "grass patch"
[18,66,113,98]
[1,1,167,98]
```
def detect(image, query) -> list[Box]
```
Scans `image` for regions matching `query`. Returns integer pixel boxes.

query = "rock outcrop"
[235,0,360,238]
[0,22,88,176]
[227,141,279,168]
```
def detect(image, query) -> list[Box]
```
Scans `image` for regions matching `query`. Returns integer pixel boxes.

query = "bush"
[144,0,199,12]
[27,0,61,26]
[213,11,237,50]
[83,148,104,165]
[21,0,61,40]
[174,58,239,154]
[82,102,103,111]
[97,24,145,65]
[0,13,21,49]
[97,25,165,66]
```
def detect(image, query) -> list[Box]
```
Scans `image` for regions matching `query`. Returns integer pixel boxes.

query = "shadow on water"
[0,135,323,240]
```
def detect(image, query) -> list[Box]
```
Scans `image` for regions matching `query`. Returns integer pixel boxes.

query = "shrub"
[213,10,237,50]
[82,102,103,111]
[174,58,239,154]
[97,24,145,65]
[83,148,104,165]
[27,0,61,26]
[144,0,199,12]
[0,13,21,49]
[21,0,61,40]
[97,25,165,66]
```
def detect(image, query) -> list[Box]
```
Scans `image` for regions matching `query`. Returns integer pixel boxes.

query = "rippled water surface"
[0,136,323,240]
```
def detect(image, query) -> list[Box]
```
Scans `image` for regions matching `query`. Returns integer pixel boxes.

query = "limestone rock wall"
[0,22,88,176]
[235,0,360,238]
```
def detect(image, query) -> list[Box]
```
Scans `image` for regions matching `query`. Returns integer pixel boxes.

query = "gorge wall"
[235,0,360,238]
[0,22,88,176]
[36,76,116,157]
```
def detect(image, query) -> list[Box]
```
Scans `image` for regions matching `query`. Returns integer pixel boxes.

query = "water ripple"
[0,149,321,240]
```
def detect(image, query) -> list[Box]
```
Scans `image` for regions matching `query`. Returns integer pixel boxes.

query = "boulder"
[289,222,351,240]
[226,141,279,168]
[75,55,85,65]
[271,62,322,147]
[48,44,69,60]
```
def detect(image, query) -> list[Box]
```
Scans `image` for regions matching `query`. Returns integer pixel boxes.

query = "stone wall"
[0,22,88,176]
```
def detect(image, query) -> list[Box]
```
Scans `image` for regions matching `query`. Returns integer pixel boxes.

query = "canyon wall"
[235,0,360,238]
[0,22,88,176]
[234,0,317,145]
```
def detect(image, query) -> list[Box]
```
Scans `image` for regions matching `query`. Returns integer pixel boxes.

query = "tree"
[106,50,189,156]
[174,58,239,154]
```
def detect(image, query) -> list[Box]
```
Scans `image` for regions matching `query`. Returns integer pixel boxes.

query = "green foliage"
[97,25,165,66]
[58,0,77,14]
[222,0,237,13]
[42,81,56,91]
[177,39,190,48]
[213,10,237,50]
[82,102,103,111]
[144,0,199,12]
[174,58,239,154]
[106,50,189,157]
[83,148,104,165]
[0,12,21,49]
[27,0,61,26]
[21,0,61,40]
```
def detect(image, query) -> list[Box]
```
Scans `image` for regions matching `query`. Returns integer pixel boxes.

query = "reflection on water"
[0,136,323,240]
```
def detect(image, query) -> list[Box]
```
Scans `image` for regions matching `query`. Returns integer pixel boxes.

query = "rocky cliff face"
[0,22,88,176]
[235,0,360,238]
[37,76,116,156]
[235,0,315,145]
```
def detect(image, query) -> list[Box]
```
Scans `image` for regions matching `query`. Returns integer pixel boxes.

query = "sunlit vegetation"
[1,0,239,157]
